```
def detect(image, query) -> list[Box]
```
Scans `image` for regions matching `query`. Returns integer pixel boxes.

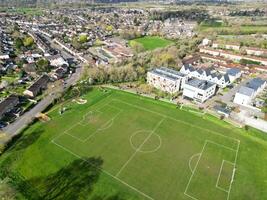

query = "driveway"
[220,77,250,104]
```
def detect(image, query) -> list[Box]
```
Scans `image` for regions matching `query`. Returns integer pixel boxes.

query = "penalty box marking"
[64,104,123,143]
[184,139,239,200]
[216,160,235,193]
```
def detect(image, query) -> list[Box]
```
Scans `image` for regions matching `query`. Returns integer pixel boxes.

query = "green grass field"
[199,24,267,35]
[130,36,173,51]
[1,88,267,200]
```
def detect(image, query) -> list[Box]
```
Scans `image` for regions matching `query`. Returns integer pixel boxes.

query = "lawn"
[1,88,267,200]
[129,36,173,51]
[199,24,267,35]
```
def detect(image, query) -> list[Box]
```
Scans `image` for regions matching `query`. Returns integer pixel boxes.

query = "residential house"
[180,65,230,88]
[0,94,19,120]
[246,47,267,56]
[212,42,240,51]
[51,67,68,80]
[200,47,267,66]
[226,68,242,83]
[233,78,266,106]
[182,55,201,66]
[23,75,50,98]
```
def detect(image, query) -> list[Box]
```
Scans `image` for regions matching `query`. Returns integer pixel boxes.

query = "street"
[1,30,84,138]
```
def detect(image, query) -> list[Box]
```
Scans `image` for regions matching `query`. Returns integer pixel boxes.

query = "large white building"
[183,78,216,103]
[234,78,266,106]
[180,65,230,88]
[147,67,187,94]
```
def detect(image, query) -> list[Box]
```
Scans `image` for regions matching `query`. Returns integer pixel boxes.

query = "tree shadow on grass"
[6,127,44,152]
[91,194,126,200]
[21,157,103,200]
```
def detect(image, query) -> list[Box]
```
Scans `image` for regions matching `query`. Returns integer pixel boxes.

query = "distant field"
[199,23,267,35]
[1,88,267,200]
[1,8,43,16]
[130,36,173,51]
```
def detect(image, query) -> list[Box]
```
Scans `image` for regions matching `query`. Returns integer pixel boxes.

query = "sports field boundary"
[50,93,241,200]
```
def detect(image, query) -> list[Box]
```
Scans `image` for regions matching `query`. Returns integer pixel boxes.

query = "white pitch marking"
[52,140,154,200]
[188,153,201,173]
[115,118,165,177]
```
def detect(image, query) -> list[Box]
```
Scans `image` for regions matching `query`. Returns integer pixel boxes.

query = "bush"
[0,143,6,154]
[240,59,261,66]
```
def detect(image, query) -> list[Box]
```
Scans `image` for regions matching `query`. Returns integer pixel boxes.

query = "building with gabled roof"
[234,78,266,106]
[180,64,230,88]
[0,94,19,120]
[23,75,50,98]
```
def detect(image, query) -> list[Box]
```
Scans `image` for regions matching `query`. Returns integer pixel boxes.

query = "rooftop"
[227,68,241,76]
[186,78,215,90]
[150,67,186,81]
[238,86,255,97]
[247,78,266,91]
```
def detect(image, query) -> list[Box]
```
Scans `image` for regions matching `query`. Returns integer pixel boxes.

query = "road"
[3,65,83,137]
[2,28,86,137]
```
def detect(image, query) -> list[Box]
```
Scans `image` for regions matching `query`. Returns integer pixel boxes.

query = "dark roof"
[187,78,215,90]
[227,68,241,76]
[214,105,231,115]
[224,74,230,83]
[247,78,266,91]
[27,75,50,94]
[0,94,19,117]
[183,64,195,72]
[182,55,201,65]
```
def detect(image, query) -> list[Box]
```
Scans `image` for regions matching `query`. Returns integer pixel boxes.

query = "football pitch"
[2,88,267,200]
[51,89,240,200]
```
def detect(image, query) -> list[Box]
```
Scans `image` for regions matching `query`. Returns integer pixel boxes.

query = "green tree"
[106,25,113,32]
[23,36,34,47]
[130,41,145,53]
[36,58,50,73]
[72,37,82,50]
[79,34,88,43]
[15,38,23,50]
